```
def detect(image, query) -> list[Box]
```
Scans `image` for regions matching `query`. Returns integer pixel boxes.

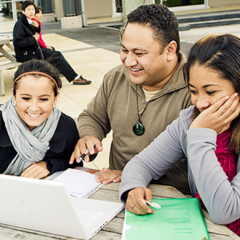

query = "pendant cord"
[136,85,148,122]
[134,60,179,120]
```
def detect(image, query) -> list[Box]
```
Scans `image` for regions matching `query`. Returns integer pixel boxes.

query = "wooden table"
[0,36,16,62]
[0,183,239,240]
[0,36,21,96]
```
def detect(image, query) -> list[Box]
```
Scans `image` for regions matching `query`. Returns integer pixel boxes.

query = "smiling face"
[189,63,236,112]
[13,75,58,131]
[120,23,172,91]
[22,4,35,19]
[34,10,42,22]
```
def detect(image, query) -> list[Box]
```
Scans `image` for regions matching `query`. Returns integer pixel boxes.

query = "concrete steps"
[178,10,240,31]
[102,10,240,31]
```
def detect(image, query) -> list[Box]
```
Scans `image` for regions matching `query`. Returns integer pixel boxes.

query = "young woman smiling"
[0,59,82,179]
[120,34,240,235]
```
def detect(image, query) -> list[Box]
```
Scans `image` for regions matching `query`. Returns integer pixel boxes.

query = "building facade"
[0,0,239,28]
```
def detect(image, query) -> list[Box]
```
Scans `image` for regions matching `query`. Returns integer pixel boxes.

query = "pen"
[145,200,161,209]
[78,145,96,162]
[78,149,89,162]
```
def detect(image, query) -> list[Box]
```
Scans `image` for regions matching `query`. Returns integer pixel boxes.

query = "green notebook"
[122,198,210,240]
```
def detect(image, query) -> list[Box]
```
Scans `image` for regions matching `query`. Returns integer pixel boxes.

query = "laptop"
[0,174,124,240]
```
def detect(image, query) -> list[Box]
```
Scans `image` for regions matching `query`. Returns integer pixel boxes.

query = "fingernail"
[235,93,238,97]
[148,209,154,213]
[225,96,229,99]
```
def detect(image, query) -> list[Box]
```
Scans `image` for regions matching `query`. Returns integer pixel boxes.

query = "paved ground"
[41,20,192,56]
[42,20,240,57]
[42,21,121,53]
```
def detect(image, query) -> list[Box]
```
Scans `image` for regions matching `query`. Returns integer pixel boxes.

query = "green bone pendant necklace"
[133,86,148,136]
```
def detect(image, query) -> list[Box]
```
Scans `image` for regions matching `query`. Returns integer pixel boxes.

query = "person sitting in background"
[0,59,82,179]
[119,34,240,236]
[32,6,54,50]
[13,1,91,85]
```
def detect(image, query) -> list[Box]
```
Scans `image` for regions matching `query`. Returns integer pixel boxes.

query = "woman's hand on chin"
[20,161,50,179]
[190,93,240,134]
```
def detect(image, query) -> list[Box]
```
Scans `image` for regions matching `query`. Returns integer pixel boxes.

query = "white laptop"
[0,174,124,239]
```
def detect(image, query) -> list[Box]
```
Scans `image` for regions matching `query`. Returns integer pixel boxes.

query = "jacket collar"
[21,13,29,26]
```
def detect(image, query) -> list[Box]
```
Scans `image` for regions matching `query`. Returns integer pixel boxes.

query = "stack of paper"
[52,168,102,198]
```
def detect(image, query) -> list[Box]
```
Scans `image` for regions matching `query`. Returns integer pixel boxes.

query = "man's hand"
[126,187,154,215]
[69,136,103,164]
[31,20,39,28]
[21,161,50,179]
[95,167,122,184]
[33,33,39,41]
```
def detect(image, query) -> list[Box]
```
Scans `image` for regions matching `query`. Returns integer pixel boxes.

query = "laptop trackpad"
[70,197,106,228]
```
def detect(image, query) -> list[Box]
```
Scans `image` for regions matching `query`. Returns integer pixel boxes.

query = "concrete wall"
[84,0,112,19]
[208,0,240,8]
[41,13,55,22]
[54,0,64,20]
[52,0,240,22]
[122,0,155,25]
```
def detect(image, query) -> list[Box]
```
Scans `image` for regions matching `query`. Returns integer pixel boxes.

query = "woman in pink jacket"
[32,6,54,50]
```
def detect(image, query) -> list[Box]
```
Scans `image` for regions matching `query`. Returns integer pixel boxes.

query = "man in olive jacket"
[70,4,192,194]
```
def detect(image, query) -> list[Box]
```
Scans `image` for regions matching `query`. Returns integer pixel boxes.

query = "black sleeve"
[44,116,82,174]
[13,22,37,48]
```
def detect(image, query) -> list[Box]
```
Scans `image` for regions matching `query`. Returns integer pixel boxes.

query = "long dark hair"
[184,34,240,153]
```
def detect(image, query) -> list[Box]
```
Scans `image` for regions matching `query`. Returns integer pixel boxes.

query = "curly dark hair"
[14,59,62,96]
[127,4,180,54]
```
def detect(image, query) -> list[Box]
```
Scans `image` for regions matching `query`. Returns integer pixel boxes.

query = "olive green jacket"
[78,52,191,171]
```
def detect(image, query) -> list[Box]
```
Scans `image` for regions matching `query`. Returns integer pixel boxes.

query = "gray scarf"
[1,97,61,176]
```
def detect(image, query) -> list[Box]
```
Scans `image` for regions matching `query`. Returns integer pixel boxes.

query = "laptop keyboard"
[76,209,105,228]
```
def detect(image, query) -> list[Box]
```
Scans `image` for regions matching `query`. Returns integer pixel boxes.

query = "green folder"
[123,198,210,240]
